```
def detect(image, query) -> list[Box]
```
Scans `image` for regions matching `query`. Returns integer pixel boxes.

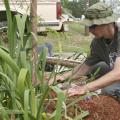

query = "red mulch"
[77,95,120,120]
[46,95,120,120]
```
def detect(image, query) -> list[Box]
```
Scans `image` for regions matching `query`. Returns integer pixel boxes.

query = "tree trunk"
[85,26,89,36]
[30,0,38,85]
[85,0,89,36]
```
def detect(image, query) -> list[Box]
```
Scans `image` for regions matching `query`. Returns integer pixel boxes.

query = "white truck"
[0,0,68,32]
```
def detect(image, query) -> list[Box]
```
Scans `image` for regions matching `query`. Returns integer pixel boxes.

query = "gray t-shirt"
[85,23,120,68]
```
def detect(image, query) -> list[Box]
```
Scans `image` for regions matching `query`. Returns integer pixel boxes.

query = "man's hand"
[67,85,88,97]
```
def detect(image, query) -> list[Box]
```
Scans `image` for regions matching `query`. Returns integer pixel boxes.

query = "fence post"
[30,0,38,85]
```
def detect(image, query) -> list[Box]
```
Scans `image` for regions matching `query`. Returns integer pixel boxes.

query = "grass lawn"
[37,22,94,54]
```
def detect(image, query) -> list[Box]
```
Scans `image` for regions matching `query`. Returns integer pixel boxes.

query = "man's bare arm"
[57,63,92,81]
[68,57,120,96]
[68,63,92,80]
[48,63,92,85]
[86,57,120,92]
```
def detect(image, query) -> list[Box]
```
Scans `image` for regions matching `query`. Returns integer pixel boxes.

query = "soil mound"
[78,95,120,120]
[46,95,120,120]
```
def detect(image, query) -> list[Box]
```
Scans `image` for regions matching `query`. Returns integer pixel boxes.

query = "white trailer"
[0,0,68,32]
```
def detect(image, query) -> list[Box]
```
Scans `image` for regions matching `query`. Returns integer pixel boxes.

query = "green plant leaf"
[24,89,30,120]
[30,88,37,118]
[0,48,20,75]
[17,68,30,98]
[16,14,27,47]
[0,103,9,120]
[3,0,15,58]
[74,110,89,120]
[51,86,66,120]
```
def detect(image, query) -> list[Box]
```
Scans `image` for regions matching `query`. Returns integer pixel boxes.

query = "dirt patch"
[46,95,120,120]
[78,95,120,120]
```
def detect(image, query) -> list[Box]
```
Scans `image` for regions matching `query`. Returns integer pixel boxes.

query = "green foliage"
[0,1,71,119]
[16,14,28,47]
[51,86,66,120]
[62,0,99,17]
[0,0,95,120]
[38,23,91,54]
[3,0,16,58]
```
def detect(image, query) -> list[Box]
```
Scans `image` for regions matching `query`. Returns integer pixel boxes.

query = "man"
[36,42,54,57]
[37,42,54,72]
[49,2,120,98]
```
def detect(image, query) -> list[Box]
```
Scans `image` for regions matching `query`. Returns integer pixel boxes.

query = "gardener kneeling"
[49,2,120,100]
[37,42,54,72]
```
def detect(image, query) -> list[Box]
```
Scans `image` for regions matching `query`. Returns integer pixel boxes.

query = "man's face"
[89,24,107,39]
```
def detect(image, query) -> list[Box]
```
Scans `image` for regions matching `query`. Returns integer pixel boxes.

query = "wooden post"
[30,0,38,85]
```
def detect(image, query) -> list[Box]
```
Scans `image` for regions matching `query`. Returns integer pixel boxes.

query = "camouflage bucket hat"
[82,2,119,26]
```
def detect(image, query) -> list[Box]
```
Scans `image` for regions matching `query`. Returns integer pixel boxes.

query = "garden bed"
[78,95,120,120]
[46,95,120,120]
